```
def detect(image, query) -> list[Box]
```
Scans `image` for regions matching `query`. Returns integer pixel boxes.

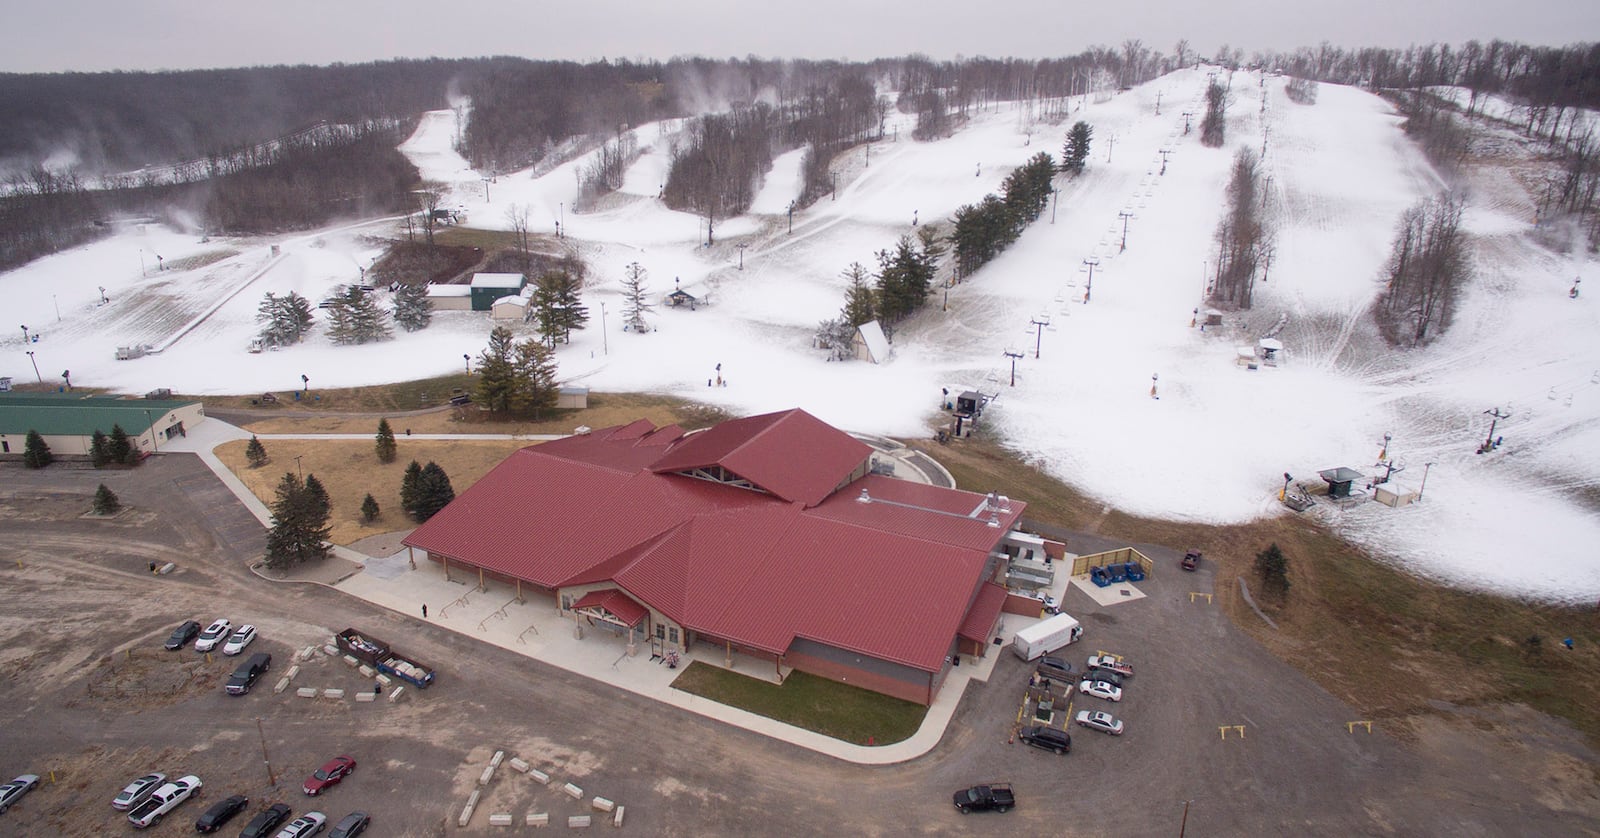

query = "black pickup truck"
[953,783,1015,814]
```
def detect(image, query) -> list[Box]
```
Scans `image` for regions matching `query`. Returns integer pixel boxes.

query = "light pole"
[736,243,748,270]
[255,718,277,788]
[145,409,158,451]
[787,201,794,235]
[1030,314,1050,358]
[293,455,304,479]
[1082,258,1099,303]
[1418,462,1434,501]
[1051,187,1059,224]
[25,350,40,383]
[600,302,608,355]
[1118,210,1135,252]
[1281,472,1292,501]
[1004,349,1024,387]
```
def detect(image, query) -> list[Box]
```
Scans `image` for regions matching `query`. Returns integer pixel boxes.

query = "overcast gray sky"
[4,0,1598,73]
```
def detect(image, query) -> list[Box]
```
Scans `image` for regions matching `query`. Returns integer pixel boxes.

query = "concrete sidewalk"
[169,417,1034,765]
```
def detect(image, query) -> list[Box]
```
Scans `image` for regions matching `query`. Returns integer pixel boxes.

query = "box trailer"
[335,628,435,688]
[1011,613,1083,660]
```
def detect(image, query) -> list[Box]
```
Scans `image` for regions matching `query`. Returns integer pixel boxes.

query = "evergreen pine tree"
[1062,121,1093,175]
[92,483,121,515]
[412,461,456,522]
[325,286,392,345]
[530,275,563,347]
[257,291,316,347]
[108,424,135,465]
[23,429,52,469]
[474,326,518,413]
[361,493,380,523]
[392,283,433,332]
[1254,542,1291,595]
[375,419,397,463]
[303,473,331,519]
[548,270,589,342]
[246,435,269,468]
[264,472,332,570]
[511,338,560,418]
[400,460,424,517]
[89,429,110,467]
[840,263,877,328]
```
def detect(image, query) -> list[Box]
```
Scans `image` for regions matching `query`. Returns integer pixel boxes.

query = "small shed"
[956,391,985,416]
[1257,338,1284,366]
[665,279,709,309]
[1318,467,1365,499]
[426,284,472,311]
[491,294,529,322]
[470,273,526,311]
[853,320,890,364]
[557,387,589,409]
[1235,346,1258,368]
[1203,309,1224,327]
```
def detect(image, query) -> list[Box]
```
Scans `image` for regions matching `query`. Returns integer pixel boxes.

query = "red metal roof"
[403,411,1026,675]
[571,588,649,627]
[957,583,1008,643]
[647,409,871,507]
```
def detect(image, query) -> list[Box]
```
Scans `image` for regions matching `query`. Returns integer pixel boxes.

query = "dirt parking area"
[0,455,1595,836]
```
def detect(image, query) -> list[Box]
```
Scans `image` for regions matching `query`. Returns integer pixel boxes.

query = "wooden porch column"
[407,545,416,570]
[515,579,524,603]
[477,567,485,592]
[725,640,732,668]
[442,554,451,582]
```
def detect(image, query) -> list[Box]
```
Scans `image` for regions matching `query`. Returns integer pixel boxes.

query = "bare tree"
[1174,39,1192,69]
[1209,147,1270,310]
[417,181,447,247]
[1376,193,1469,346]
[620,262,654,333]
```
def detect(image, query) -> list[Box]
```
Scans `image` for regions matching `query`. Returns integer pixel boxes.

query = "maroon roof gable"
[647,409,871,507]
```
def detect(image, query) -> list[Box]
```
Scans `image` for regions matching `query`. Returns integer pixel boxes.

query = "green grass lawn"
[671,662,927,745]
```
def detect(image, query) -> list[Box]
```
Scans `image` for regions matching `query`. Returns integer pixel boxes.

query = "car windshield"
[314,768,332,780]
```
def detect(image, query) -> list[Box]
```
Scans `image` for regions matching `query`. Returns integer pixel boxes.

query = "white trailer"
[1011,613,1083,660]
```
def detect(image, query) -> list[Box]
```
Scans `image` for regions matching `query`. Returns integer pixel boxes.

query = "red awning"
[571,588,649,628]
[957,582,1008,643]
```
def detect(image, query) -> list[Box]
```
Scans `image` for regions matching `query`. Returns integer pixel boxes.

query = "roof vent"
[987,510,1001,527]
[997,495,1012,513]
[857,488,871,504]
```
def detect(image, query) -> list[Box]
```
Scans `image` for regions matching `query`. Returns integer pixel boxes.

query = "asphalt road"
[0,455,1592,836]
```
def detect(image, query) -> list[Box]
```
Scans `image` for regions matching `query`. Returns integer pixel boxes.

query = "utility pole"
[1030,314,1050,358]
[1479,407,1510,453]
[255,718,277,787]
[1003,349,1024,387]
[1118,210,1135,252]
[1082,257,1099,303]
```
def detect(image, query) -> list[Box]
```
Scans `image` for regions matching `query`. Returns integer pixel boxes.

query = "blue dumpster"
[1090,566,1112,587]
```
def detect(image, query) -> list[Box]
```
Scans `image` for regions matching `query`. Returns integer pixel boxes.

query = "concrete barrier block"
[388,686,405,703]
[568,815,592,828]
[508,757,530,774]
[458,789,480,827]
[591,797,614,813]
[273,677,290,694]
[358,664,375,678]
[323,688,345,700]
[526,812,548,827]
[613,806,624,827]
[286,664,300,680]
[342,654,361,668]
[356,691,376,703]
[489,750,505,769]
[479,765,496,786]
[375,673,392,686]
[488,813,513,827]
[296,687,318,698]
[322,644,339,657]
[298,645,316,662]
[157,562,176,575]
[562,782,583,800]
[528,768,550,785]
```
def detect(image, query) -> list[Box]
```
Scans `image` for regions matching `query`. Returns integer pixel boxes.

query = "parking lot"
[1,454,1594,835]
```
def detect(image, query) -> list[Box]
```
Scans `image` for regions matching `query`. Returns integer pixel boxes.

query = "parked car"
[194,794,249,833]
[194,619,232,652]
[1182,549,1203,570]
[1084,666,1124,688]
[1074,709,1126,735]
[222,625,258,656]
[1017,725,1072,754]
[1086,654,1134,678]
[303,757,355,796]
[327,810,370,838]
[1078,679,1123,702]
[111,772,166,811]
[126,774,201,828]
[952,783,1015,814]
[0,774,40,814]
[1033,655,1074,683]
[273,811,327,838]
[164,620,201,650]
[237,803,292,838]
[226,652,272,696]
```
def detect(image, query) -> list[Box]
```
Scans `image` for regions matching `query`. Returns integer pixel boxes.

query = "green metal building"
[0,392,205,459]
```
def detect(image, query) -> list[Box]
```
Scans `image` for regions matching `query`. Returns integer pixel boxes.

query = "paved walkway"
[159,416,1033,764]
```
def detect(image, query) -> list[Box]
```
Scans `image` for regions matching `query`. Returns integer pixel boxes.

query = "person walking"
[421,604,428,619]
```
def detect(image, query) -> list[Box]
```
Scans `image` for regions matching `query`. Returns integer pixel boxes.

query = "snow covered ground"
[5,67,1598,602]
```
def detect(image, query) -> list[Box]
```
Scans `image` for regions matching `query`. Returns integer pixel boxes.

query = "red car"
[303,756,356,796]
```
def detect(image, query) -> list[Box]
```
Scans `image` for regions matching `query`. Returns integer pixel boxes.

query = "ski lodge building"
[403,408,1028,705]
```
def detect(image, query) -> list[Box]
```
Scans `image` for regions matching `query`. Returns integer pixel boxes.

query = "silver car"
[0,774,40,814]
[112,772,166,810]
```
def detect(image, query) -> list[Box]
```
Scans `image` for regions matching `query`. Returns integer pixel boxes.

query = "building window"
[668,627,679,644]
[655,624,665,640]
[560,594,572,611]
